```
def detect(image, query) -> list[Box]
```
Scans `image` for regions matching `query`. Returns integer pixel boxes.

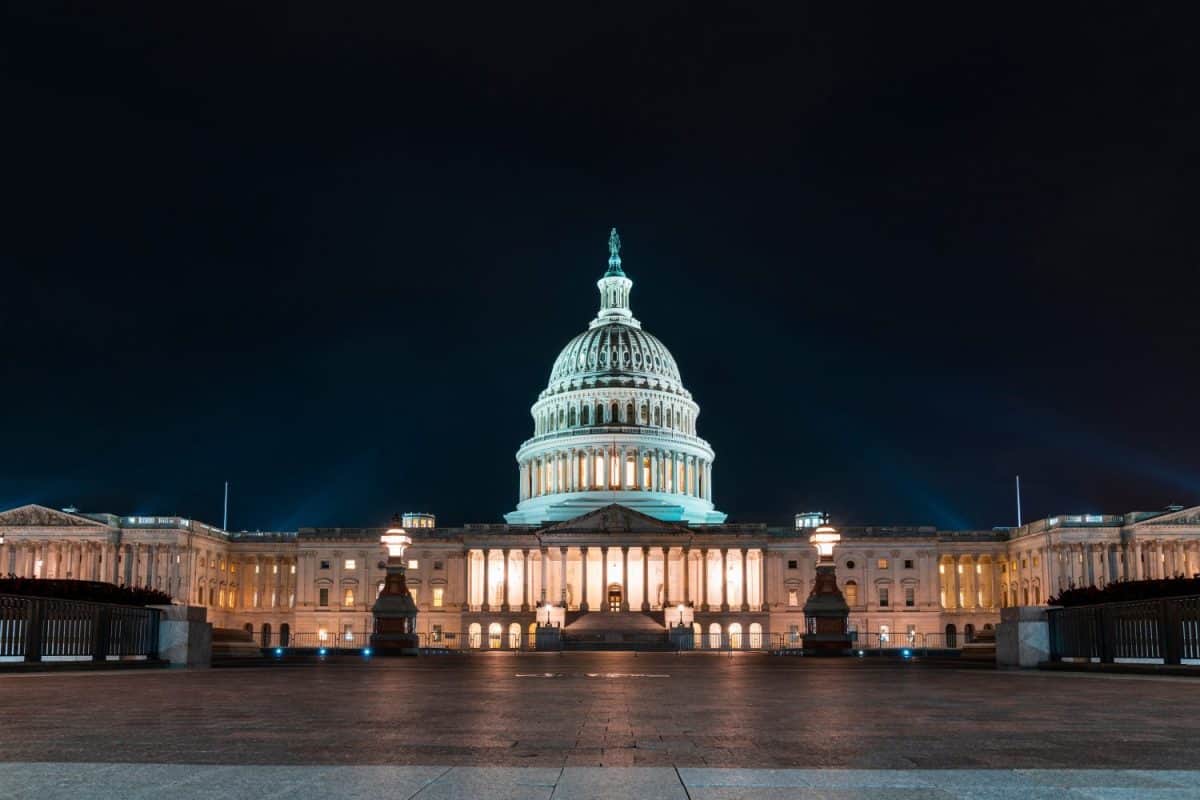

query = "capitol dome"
[504,229,726,525]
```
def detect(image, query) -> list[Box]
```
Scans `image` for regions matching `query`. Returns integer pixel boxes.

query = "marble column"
[621,546,630,611]
[521,549,530,611]
[641,546,650,611]
[720,548,729,611]
[740,547,750,611]
[601,546,611,611]
[661,547,670,606]
[559,546,568,607]
[482,548,492,612]
[682,547,690,606]
[701,548,710,611]
[580,546,590,612]
[952,556,962,608]
[502,548,511,612]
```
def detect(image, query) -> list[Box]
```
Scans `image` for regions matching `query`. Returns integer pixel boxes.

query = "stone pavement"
[1,653,1198,798]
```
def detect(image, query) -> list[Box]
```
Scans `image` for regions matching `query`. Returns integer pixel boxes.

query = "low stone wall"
[150,605,212,668]
[996,605,1053,668]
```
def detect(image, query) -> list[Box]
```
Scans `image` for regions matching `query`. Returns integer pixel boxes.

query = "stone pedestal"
[668,621,694,650]
[802,564,852,656]
[535,624,561,651]
[371,559,419,656]
[996,605,1052,668]
[150,604,211,668]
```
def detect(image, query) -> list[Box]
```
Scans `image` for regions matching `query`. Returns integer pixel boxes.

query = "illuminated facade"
[3,232,1200,649]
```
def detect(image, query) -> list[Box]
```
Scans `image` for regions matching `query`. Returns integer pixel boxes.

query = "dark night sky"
[2,4,1198,530]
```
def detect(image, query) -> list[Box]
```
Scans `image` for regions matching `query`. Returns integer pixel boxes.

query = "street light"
[381,528,412,560]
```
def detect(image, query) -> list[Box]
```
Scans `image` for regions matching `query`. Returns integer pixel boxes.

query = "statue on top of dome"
[606,227,624,275]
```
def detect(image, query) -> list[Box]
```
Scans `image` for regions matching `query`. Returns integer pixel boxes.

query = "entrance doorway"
[607,584,622,612]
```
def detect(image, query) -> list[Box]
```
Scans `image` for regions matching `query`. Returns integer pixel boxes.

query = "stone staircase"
[561,611,673,651]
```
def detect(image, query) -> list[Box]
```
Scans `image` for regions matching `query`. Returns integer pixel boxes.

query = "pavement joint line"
[403,765,454,800]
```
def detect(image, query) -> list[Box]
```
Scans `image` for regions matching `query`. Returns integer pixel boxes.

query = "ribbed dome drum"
[546,323,683,395]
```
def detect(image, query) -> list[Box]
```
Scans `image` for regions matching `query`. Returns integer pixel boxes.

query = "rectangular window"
[432,624,444,643]
[879,587,890,607]
[787,589,799,607]
[1033,557,1039,567]
[273,564,278,574]
[254,564,260,574]
[319,588,329,607]
[319,560,331,570]
[788,624,800,644]
[877,558,889,570]
[787,559,798,570]
[408,559,419,570]
[904,559,914,569]
[433,587,444,607]
[905,587,915,607]
[434,560,444,571]
[343,624,354,641]
[344,558,356,570]
[290,564,296,574]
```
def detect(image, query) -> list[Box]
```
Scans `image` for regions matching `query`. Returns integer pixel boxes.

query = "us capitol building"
[3,231,1199,649]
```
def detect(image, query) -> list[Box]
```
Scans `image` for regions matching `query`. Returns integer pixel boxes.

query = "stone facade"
[3,502,1199,648]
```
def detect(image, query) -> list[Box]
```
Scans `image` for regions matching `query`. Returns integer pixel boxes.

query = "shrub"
[0,577,172,606]
[1048,577,1200,607]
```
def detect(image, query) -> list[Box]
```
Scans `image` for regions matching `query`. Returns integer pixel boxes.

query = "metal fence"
[0,593,161,662]
[257,627,969,655]
[1048,594,1200,664]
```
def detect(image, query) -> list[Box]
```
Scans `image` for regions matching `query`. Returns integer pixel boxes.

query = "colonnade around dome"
[519,447,712,503]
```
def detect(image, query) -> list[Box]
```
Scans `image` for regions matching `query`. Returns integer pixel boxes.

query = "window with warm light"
[344,559,356,570]
[877,559,889,570]
[273,564,278,574]
[844,581,859,605]
[254,564,260,574]
[408,559,419,570]
[343,588,355,606]
[318,628,328,642]
[433,587,444,607]
[787,589,799,607]
[290,564,296,574]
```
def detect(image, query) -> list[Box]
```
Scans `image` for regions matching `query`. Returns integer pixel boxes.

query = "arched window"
[964,623,975,644]
[640,403,649,424]
[581,405,590,425]
[243,622,253,634]
[343,588,355,607]
[595,403,603,424]
[749,622,763,649]
[708,622,723,649]
[508,622,522,649]
[692,622,702,648]
[488,622,502,649]
[728,622,743,649]
[625,402,634,423]
[654,406,661,426]
[945,623,958,648]
[611,402,619,422]
[280,623,290,647]
[666,408,673,428]
[261,622,272,648]
[568,407,576,427]
[844,580,859,605]
[468,622,482,649]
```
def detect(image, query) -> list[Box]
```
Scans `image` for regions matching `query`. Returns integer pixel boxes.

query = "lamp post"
[801,519,852,655]
[369,516,419,656]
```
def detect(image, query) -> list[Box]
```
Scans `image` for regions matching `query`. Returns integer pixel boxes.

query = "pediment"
[0,504,106,528]
[542,504,691,535]
[1137,506,1200,527]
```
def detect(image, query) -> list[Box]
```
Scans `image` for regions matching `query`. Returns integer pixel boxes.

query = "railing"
[253,628,970,655]
[0,594,161,663]
[1048,595,1200,665]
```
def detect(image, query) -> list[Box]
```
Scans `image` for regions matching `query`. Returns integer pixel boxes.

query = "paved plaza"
[1,653,1198,798]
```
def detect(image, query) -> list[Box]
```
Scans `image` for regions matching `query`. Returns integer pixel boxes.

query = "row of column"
[1052,540,1200,589]
[519,447,712,501]
[0,539,188,597]
[939,554,1001,610]
[466,545,763,613]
